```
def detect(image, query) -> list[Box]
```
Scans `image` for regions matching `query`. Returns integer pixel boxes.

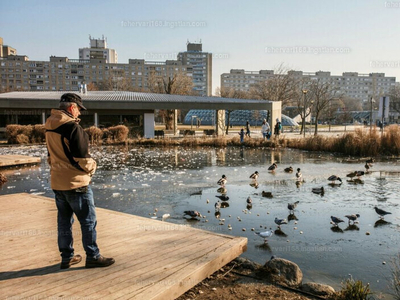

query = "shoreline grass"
[4,124,400,157]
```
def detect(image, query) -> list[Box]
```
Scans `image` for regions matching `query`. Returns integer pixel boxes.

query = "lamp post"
[302,89,308,137]
[369,97,375,134]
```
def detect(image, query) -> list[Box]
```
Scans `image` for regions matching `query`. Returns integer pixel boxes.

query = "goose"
[274,217,288,228]
[345,214,360,224]
[288,201,299,212]
[295,168,302,181]
[261,191,273,198]
[328,175,342,184]
[331,216,344,226]
[184,210,201,219]
[268,163,278,172]
[284,166,293,173]
[374,206,392,219]
[312,186,325,195]
[246,196,252,204]
[249,171,259,180]
[217,175,227,187]
[364,162,370,173]
[255,229,274,243]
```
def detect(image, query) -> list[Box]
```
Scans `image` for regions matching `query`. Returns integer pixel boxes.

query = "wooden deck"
[0,155,41,167]
[0,193,247,300]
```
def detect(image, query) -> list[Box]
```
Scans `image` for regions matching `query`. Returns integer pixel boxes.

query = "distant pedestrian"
[261,119,271,140]
[239,128,245,143]
[197,118,201,128]
[274,118,282,136]
[246,121,251,137]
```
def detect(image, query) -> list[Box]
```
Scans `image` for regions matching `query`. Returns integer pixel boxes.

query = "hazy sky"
[2,0,400,94]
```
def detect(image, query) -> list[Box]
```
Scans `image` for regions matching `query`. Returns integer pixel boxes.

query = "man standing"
[45,93,114,269]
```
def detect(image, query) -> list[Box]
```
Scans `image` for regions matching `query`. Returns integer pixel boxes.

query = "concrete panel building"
[178,42,212,97]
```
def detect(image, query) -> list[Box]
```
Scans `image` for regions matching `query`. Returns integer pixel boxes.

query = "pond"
[1,144,399,298]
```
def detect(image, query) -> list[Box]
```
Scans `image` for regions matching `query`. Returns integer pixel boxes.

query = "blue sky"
[2,0,400,94]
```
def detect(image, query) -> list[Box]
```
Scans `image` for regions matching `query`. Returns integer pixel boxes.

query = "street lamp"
[369,97,375,134]
[302,90,308,137]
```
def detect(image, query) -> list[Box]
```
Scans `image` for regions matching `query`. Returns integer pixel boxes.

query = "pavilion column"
[215,109,225,136]
[42,112,46,124]
[94,112,98,127]
[173,109,178,135]
[269,101,282,133]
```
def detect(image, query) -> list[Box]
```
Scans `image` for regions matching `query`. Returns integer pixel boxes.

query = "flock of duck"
[183,158,392,244]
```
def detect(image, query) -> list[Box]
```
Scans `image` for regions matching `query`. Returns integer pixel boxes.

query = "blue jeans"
[54,186,100,261]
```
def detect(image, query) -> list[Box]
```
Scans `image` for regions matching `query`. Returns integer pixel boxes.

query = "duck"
[328,175,342,184]
[287,201,299,212]
[184,210,202,219]
[249,171,259,180]
[374,206,392,219]
[268,163,278,172]
[312,186,325,195]
[284,166,293,173]
[255,229,274,243]
[364,162,370,173]
[216,195,230,201]
[261,191,273,198]
[295,168,302,181]
[346,171,357,181]
[366,158,375,165]
[274,217,288,228]
[214,201,221,211]
[345,214,360,224]
[246,196,252,204]
[217,187,227,194]
[217,175,227,187]
[331,216,344,226]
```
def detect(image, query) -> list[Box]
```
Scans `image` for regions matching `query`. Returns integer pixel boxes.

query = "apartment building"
[178,42,212,96]
[0,37,206,94]
[79,35,118,63]
[221,69,396,103]
[0,37,17,58]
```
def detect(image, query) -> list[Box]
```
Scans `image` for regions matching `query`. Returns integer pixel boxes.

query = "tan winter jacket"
[45,109,96,190]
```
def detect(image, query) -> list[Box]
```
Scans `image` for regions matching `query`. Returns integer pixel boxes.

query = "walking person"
[274,118,282,136]
[245,121,251,137]
[45,93,115,269]
[239,128,245,143]
[261,119,271,140]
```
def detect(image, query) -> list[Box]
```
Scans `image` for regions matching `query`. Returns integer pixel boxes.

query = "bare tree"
[216,87,250,134]
[293,80,313,135]
[388,85,400,115]
[308,79,343,135]
[249,65,298,106]
[148,72,194,130]
[96,69,136,91]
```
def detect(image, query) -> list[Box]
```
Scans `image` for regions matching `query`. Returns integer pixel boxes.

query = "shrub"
[16,134,30,144]
[5,124,21,144]
[31,125,46,143]
[108,125,129,143]
[85,126,104,145]
[335,278,372,300]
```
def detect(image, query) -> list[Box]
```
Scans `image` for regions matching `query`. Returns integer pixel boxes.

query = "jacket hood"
[45,109,80,130]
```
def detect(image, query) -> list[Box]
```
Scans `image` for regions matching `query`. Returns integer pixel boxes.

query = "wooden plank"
[0,155,41,167]
[0,193,247,300]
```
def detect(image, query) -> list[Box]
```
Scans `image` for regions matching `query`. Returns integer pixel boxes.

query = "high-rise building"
[0,37,17,58]
[79,35,118,63]
[221,69,396,103]
[178,41,212,96]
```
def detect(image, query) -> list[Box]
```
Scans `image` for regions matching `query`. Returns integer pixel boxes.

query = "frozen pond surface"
[1,144,399,298]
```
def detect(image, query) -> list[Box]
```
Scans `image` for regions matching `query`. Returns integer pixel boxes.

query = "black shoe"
[60,254,82,269]
[85,255,115,268]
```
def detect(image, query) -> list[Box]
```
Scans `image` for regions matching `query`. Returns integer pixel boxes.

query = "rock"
[234,257,260,271]
[263,257,303,287]
[301,282,335,297]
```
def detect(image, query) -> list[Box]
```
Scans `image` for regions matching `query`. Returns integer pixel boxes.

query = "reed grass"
[4,124,400,157]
